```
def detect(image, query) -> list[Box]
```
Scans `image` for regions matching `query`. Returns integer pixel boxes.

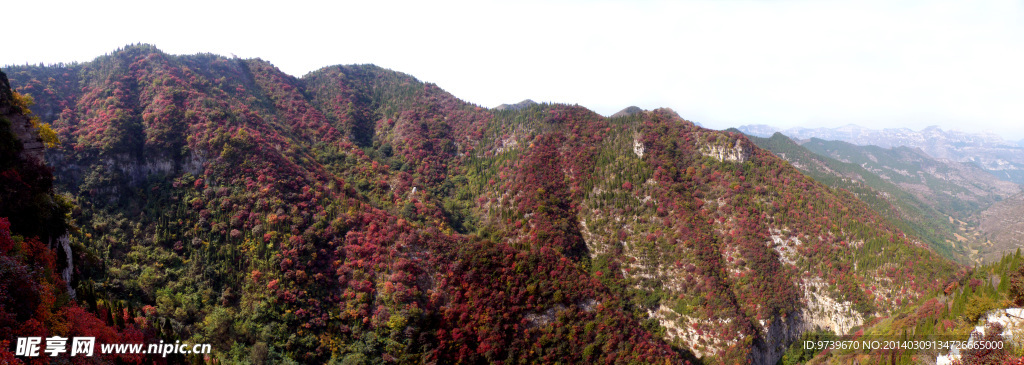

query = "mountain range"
[0,45,967,364]
[739,124,1024,185]
[743,132,1024,265]
[740,121,1024,264]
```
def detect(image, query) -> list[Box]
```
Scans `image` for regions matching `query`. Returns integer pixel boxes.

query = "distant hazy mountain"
[799,138,1020,216]
[743,132,1023,263]
[493,99,537,111]
[744,131,1021,264]
[610,106,643,118]
[737,124,781,138]
[742,133,965,262]
[738,124,1024,185]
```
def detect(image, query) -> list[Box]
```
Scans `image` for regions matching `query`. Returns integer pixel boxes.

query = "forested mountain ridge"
[4,44,960,364]
[744,132,1021,265]
[799,137,1019,264]
[799,138,1018,218]
[739,124,1024,185]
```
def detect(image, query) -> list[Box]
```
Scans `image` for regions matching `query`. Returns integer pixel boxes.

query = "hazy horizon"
[737,122,1023,141]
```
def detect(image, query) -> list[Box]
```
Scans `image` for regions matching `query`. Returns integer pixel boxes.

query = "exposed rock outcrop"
[701,139,751,163]
[58,234,75,300]
[0,71,45,162]
[937,307,1024,364]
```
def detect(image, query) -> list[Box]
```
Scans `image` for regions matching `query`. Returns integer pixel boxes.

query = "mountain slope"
[739,124,1024,185]
[744,131,1021,265]
[0,69,155,364]
[978,193,1024,262]
[7,47,684,364]
[800,138,1018,217]
[5,45,960,364]
[743,132,994,264]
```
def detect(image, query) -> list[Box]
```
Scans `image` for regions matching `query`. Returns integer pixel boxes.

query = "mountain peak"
[494,99,537,111]
[610,105,644,118]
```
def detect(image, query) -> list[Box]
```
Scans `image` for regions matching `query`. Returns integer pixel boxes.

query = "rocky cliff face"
[0,72,45,162]
[0,69,71,241]
[0,69,74,297]
[797,277,865,334]
[580,208,873,364]
[628,234,867,364]
[749,311,810,365]
[936,307,1024,364]
[700,139,751,163]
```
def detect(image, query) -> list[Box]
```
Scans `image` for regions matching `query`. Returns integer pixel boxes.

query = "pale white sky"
[4,0,1024,139]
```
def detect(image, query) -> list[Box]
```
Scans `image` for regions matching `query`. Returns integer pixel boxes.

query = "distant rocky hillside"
[799,138,1022,265]
[739,124,1024,185]
[979,194,1024,262]
[745,132,1021,265]
[743,132,975,263]
[799,138,1019,217]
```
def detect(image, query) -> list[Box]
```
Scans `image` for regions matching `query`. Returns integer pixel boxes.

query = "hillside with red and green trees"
[1,68,158,364]
[2,44,968,364]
